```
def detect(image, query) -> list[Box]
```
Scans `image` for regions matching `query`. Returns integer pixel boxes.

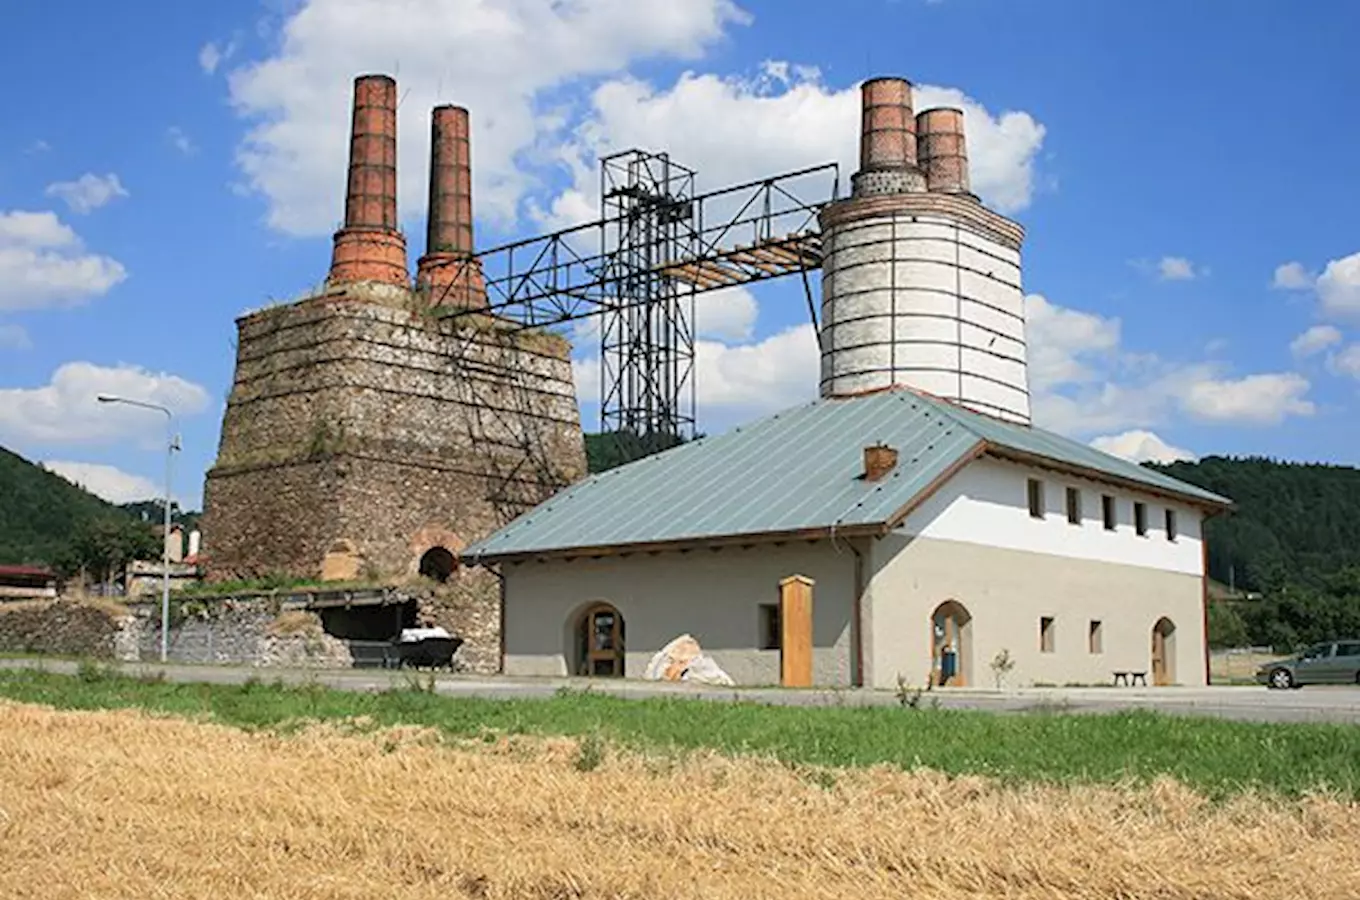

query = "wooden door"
[779,576,814,688]
[1151,626,1167,686]
[583,604,624,677]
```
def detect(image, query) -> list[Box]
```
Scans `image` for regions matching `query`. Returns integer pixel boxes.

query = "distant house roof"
[0,565,55,580]
[463,388,1232,563]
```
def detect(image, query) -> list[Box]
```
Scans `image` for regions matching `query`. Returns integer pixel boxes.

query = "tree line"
[1151,455,1360,650]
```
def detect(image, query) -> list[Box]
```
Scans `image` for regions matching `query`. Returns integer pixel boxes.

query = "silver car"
[1257,640,1360,689]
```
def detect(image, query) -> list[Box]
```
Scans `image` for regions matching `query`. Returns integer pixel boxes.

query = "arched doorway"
[574,603,625,677]
[418,547,457,583]
[930,601,973,687]
[1151,618,1177,685]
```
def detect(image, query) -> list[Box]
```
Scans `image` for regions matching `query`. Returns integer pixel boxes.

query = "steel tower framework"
[429,151,839,452]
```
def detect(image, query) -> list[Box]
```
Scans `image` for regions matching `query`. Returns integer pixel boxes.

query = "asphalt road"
[3,657,1359,724]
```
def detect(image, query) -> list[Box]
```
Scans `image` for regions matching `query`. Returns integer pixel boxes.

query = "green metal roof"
[463,389,1231,562]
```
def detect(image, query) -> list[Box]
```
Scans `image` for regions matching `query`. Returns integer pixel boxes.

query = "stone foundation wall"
[0,585,499,673]
[0,599,127,658]
[202,288,586,585]
[118,601,350,668]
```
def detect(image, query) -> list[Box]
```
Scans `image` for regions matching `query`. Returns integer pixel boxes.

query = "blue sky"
[1,0,1357,510]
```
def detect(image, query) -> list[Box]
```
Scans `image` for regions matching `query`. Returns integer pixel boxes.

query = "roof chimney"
[852,77,926,198]
[327,74,410,288]
[863,443,899,482]
[916,107,971,195]
[416,104,487,308]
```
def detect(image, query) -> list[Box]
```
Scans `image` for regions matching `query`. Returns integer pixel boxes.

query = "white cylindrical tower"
[818,77,1031,424]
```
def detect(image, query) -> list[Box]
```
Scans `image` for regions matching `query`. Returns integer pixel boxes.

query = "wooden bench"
[1112,671,1147,686]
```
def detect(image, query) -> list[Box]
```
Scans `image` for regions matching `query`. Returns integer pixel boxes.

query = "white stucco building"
[461,74,1232,690]
[463,389,1230,689]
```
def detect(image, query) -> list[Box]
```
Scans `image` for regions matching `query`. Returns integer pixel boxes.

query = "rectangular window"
[1027,478,1045,519]
[1134,502,1148,537]
[1089,620,1103,654]
[1165,508,1178,541]
[1040,616,1055,653]
[1337,642,1360,659]
[758,603,781,651]
[1102,495,1116,531]
[1066,487,1082,525]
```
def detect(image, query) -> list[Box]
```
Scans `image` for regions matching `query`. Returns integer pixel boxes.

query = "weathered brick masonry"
[200,285,587,669]
[199,73,589,673]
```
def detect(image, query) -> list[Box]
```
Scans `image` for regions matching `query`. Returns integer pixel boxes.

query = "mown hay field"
[2,698,1360,900]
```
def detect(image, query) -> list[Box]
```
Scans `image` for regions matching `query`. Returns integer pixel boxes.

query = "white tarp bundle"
[644,634,735,686]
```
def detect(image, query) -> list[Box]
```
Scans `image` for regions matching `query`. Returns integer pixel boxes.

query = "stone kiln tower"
[200,74,587,667]
[818,77,1031,424]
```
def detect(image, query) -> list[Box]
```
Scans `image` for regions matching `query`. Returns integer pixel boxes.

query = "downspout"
[828,512,868,689]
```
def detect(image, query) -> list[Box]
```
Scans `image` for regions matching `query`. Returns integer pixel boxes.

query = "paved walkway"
[3,657,1359,724]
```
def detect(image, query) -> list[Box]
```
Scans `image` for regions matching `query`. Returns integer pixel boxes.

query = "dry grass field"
[2,699,1359,899]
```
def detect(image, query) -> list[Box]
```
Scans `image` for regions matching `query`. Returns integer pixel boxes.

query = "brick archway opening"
[418,546,457,583]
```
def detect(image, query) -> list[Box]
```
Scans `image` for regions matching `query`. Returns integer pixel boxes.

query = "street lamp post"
[97,394,179,664]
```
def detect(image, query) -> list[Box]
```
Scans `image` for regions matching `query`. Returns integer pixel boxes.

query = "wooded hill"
[1149,456,1360,649]
[0,447,193,576]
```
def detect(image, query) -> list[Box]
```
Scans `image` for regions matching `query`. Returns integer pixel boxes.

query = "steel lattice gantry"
[430,151,840,448]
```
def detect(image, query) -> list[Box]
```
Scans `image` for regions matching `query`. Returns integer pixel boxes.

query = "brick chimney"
[916,107,971,195]
[852,77,927,198]
[863,443,899,481]
[416,104,487,309]
[327,74,410,288]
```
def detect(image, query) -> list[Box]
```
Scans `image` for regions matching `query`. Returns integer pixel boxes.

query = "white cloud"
[1328,344,1360,380]
[1290,324,1343,358]
[0,324,30,349]
[25,139,51,155]
[1090,430,1196,465]
[1178,373,1313,425]
[1024,294,1120,393]
[42,460,163,505]
[574,320,817,428]
[0,362,210,448]
[223,1,1044,239]
[0,210,128,312]
[540,65,1046,234]
[696,286,757,342]
[1272,261,1315,290]
[199,40,237,75]
[44,173,130,215]
[1316,252,1360,321]
[226,0,749,236]
[167,126,197,155]
[1026,294,1315,434]
[1157,256,1197,281]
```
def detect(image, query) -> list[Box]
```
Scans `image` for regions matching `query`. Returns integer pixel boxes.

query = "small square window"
[1040,616,1055,653]
[1089,620,1103,654]
[1102,495,1116,531]
[759,603,781,651]
[1027,479,1045,519]
[1165,508,1178,541]
[1134,502,1148,537]
[1066,487,1082,525]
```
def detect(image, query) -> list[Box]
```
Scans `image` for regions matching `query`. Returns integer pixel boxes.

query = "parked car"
[1256,640,1360,689]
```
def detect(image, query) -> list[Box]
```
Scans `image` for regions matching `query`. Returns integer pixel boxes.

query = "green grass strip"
[1,665,1357,800]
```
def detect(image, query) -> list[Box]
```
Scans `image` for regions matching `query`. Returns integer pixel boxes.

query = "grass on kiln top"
[1,666,1357,800]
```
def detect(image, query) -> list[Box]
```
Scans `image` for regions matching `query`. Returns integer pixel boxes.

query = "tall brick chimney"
[852,77,926,198]
[416,104,487,309]
[916,107,971,195]
[327,74,410,288]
